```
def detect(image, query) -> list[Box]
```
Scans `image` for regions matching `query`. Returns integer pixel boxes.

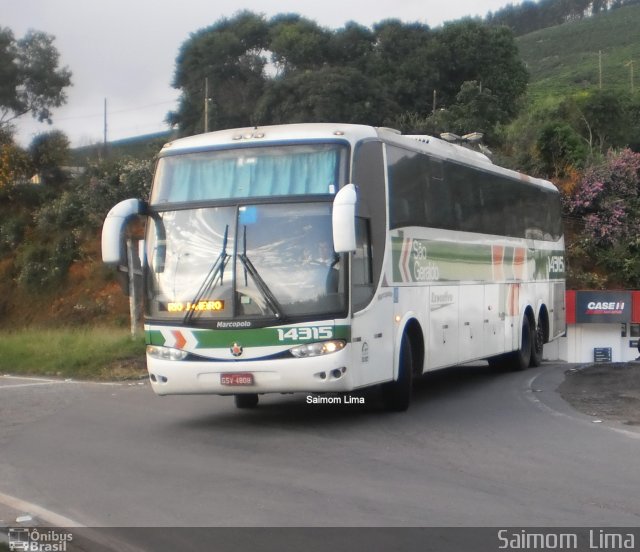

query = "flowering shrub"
[568,149,640,247]
[567,149,640,287]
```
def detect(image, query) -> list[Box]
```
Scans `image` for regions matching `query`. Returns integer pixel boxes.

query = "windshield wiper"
[237,225,284,320]
[183,224,230,325]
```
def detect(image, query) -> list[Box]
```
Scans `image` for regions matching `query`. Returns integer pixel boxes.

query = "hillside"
[517,3,640,101]
[70,131,173,165]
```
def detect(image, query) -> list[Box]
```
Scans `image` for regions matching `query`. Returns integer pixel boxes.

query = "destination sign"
[166,300,225,313]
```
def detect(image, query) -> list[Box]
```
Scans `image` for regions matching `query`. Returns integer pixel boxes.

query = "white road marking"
[0,490,83,527]
[0,375,125,389]
[0,381,67,390]
[0,376,65,390]
[1,375,64,382]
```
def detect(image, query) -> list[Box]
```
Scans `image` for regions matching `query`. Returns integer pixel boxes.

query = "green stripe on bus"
[391,236,564,283]
[145,324,351,349]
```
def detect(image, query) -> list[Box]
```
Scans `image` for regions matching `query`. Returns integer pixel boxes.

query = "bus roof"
[160,123,557,192]
[160,123,377,153]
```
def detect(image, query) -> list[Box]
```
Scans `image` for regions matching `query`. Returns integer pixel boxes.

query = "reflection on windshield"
[237,225,284,320]
[183,224,230,325]
[145,203,346,323]
[146,207,236,320]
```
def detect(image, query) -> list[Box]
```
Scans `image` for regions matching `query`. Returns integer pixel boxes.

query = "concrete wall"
[549,324,639,363]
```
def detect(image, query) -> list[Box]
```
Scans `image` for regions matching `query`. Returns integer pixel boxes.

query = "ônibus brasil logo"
[8,528,73,551]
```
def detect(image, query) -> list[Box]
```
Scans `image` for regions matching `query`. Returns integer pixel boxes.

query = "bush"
[0,216,26,255]
[566,148,640,287]
[15,235,77,291]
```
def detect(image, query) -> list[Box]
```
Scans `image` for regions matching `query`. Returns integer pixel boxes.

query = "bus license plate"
[221,373,254,386]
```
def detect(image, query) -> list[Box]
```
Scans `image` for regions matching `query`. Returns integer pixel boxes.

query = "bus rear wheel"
[234,394,259,409]
[508,315,533,371]
[530,320,544,367]
[381,333,413,412]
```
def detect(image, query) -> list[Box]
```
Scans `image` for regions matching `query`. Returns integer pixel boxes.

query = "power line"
[53,98,177,122]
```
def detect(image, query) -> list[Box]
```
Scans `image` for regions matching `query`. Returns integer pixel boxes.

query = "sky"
[4,0,518,148]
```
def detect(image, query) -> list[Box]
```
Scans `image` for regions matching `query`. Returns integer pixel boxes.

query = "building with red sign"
[546,291,640,363]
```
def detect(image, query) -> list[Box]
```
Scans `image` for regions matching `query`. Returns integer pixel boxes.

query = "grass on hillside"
[0,327,146,381]
[517,4,640,100]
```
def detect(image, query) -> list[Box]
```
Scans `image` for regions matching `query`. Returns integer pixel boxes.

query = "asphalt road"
[0,363,639,547]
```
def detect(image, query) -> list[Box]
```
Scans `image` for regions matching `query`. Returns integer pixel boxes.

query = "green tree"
[256,65,393,125]
[369,19,436,117]
[435,20,528,122]
[443,81,503,138]
[536,122,586,178]
[29,130,70,186]
[168,11,270,135]
[576,90,628,155]
[328,22,375,68]
[169,12,529,138]
[0,28,72,130]
[627,95,640,152]
[502,90,637,179]
[0,131,31,188]
[269,15,331,74]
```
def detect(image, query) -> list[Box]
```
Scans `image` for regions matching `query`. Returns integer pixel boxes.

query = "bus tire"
[234,394,259,409]
[382,333,413,412]
[508,315,533,371]
[530,319,544,367]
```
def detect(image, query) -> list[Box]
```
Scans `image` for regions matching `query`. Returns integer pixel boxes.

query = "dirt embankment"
[558,362,640,427]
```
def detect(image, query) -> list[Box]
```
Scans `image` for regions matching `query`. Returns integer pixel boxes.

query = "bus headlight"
[147,345,188,361]
[290,340,346,358]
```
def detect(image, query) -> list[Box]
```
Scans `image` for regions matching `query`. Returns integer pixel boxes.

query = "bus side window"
[387,146,425,228]
[352,217,374,311]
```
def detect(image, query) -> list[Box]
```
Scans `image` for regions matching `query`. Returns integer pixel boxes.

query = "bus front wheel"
[381,333,413,412]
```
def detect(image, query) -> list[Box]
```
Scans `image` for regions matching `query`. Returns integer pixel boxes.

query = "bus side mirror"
[101,198,144,266]
[332,183,357,253]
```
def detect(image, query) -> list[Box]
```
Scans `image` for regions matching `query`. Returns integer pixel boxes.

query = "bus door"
[349,218,393,386]
[351,291,394,387]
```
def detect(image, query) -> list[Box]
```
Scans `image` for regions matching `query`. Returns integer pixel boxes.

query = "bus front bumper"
[146,346,354,396]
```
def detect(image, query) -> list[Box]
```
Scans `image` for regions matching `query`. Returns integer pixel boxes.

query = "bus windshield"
[145,202,346,323]
[150,143,348,204]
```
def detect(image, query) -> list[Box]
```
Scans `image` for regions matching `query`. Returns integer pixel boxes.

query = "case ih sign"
[574,291,631,323]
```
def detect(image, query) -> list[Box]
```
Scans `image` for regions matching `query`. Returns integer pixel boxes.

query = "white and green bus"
[102,123,565,410]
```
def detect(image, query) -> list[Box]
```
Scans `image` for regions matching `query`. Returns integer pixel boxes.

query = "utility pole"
[101,98,109,158]
[126,238,140,338]
[625,60,635,93]
[432,89,437,115]
[204,77,209,133]
[103,98,108,156]
[598,50,602,90]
